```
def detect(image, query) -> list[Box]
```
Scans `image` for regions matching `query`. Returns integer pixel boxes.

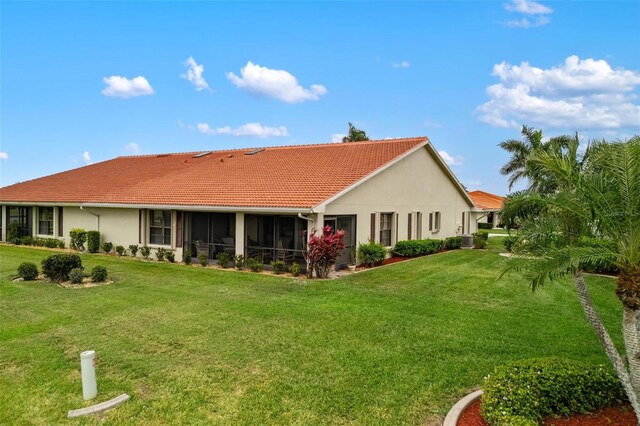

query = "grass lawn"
[0,239,622,425]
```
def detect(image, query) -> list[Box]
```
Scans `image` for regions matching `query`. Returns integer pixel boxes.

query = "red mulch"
[457,399,637,426]
[382,256,407,265]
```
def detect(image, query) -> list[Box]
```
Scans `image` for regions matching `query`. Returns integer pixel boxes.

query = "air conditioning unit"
[461,234,474,249]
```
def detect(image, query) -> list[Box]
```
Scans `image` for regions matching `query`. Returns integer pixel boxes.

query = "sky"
[1,0,639,195]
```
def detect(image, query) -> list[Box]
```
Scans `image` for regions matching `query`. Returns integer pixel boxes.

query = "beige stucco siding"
[324,146,475,245]
[61,206,140,248]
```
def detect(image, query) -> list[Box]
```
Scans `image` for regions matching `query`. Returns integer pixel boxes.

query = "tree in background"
[342,122,369,142]
[502,136,640,417]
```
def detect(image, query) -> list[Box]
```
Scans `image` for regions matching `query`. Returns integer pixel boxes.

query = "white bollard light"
[80,350,97,400]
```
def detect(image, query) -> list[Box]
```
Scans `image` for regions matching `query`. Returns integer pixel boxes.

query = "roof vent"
[244,148,265,156]
[192,151,212,158]
[156,154,170,157]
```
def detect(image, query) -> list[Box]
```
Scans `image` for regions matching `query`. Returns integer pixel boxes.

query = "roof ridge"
[116,137,429,159]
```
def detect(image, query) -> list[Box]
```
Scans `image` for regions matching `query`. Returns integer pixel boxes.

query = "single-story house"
[468,190,505,229]
[0,137,479,266]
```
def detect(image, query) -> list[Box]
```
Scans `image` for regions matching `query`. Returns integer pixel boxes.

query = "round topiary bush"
[69,268,85,284]
[41,253,83,282]
[482,357,626,425]
[18,262,38,281]
[91,266,108,282]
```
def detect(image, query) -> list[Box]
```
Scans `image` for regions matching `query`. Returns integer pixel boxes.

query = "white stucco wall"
[61,206,140,248]
[323,146,476,247]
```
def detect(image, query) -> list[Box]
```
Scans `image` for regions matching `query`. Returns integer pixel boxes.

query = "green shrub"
[478,222,494,230]
[473,231,488,249]
[128,244,139,257]
[18,237,63,248]
[290,262,301,277]
[57,239,65,249]
[182,249,192,264]
[270,260,287,274]
[69,228,87,251]
[503,236,517,252]
[246,257,263,272]
[166,250,175,263]
[91,266,108,282]
[18,262,38,281]
[216,252,232,268]
[41,253,82,282]
[155,248,167,261]
[7,222,21,244]
[482,358,626,425]
[234,254,245,270]
[69,268,85,284]
[443,236,462,250]
[20,236,34,246]
[358,241,386,267]
[198,253,208,267]
[87,231,100,253]
[101,241,113,254]
[116,245,126,256]
[140,246,151,259]
[474,231,489,241]
[392,239,443,257]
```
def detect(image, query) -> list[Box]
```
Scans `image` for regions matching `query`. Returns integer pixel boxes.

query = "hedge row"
[482,358,626,425]
[16,236,65,249]
[392,236,462,257]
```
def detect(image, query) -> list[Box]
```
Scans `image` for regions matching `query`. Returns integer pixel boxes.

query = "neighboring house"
[0,137,478,266]
[468,190,505,229]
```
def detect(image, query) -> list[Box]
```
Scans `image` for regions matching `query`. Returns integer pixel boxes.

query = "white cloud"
[102,76,154,98]
[124,143,141,154]
[423,118,442,128]
[331,133,347,143]
[0,151,7,160]
[181,56,210,91]
[505,0,552,15]
[82,151,92,164]
[197,122,288,138]
[468,179,483,186]
[503,0,552,28]
[392,61,411,69]
[477,56,640,130]
[226,61,327,103]
[438,150,464,166]
[504,16,550,28]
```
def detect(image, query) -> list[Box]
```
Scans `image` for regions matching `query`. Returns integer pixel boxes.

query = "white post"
[80,350,97,400]
[235,212,245,257]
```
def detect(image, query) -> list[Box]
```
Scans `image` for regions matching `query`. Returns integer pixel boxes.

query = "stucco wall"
[61,206,140,248]
[324,146,476,246]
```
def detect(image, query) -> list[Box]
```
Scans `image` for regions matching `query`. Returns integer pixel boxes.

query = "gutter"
[80,205,100,231]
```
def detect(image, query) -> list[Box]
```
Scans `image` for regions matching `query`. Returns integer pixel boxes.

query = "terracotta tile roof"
[467,190,505,210]
[0,137,428,209]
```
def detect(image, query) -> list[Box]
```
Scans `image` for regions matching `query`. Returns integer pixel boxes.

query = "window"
[429,211,441,232]
[149,210,172,245]
[380,213,392,247]
[8,206,32,237]
[38,207,54,235]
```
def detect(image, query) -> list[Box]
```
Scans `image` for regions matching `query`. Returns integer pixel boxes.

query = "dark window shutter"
[138,209,143,244]
[407,213,412,240]
[462,212,465,234]
[370,213,375,241]
[176,211,183,248]
[57,207,63,237]
[429,213,433,231]
[395,212,398,245]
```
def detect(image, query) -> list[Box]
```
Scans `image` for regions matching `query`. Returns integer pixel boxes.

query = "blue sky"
[1,1,639,195]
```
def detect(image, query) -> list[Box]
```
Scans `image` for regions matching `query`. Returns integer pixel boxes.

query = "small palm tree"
[503,136,640,416]
[342,122,369,142]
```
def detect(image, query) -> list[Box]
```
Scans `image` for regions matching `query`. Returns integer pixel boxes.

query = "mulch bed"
[457,399,636,426]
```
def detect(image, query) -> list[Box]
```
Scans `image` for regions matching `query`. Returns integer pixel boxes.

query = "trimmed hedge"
[18,236,65,249]
[478,222,494,230]
[482,358,626,425]
[91,266,108,282]
[392,239,443,257]
[87,231,100,253]
[41,253,82,282]
[18,262,38,281]
[358,241,386,266]
[270,260,287,274]
[443,236,462,250]
[69,268,85,284]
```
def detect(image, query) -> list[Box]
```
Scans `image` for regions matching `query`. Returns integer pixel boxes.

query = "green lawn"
[0,239,622,425]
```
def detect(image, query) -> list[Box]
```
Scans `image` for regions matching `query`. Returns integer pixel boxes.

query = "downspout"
[80,205,100,232]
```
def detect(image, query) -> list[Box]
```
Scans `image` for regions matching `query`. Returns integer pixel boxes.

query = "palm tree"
[503,136,640,417]
[499,125,577,192]
[342,122,369,142]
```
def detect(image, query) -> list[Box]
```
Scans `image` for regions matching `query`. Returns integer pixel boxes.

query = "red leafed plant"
[305,226,346,278]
